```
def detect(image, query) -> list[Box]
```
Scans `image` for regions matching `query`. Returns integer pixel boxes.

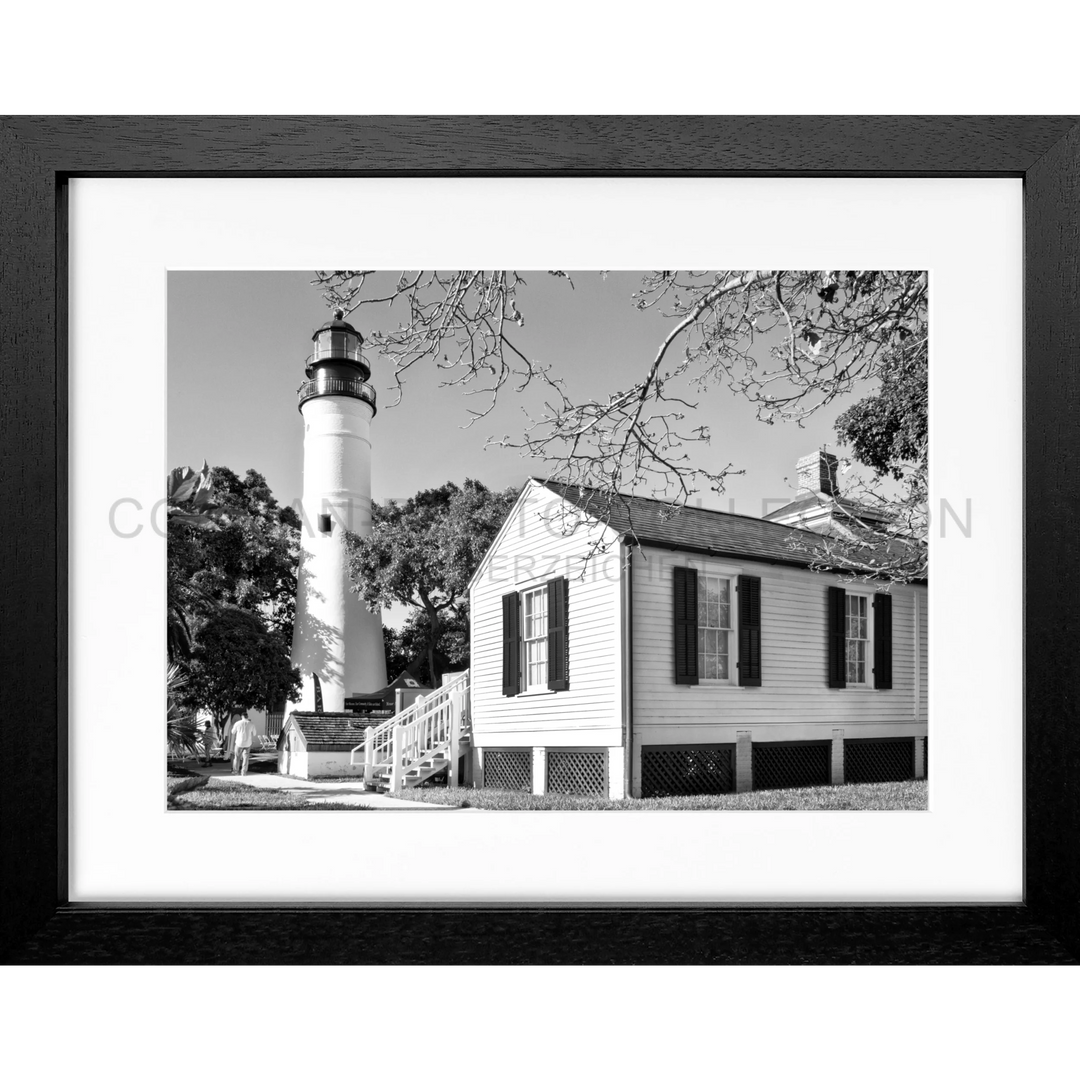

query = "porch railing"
[351,669,470,792]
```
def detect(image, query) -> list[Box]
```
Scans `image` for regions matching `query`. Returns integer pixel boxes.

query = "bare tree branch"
[313,269,928,582]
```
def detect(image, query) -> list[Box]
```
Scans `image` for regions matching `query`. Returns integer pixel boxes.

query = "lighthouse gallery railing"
[297,376,377,411]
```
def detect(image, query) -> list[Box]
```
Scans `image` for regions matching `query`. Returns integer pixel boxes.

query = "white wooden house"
[467,474,928,799]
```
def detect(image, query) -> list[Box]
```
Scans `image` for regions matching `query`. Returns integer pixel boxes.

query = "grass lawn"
[167,776,370,810]
[393,778,927,811]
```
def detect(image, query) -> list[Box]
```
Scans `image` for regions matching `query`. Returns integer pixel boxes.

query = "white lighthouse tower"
[290,311,387,712]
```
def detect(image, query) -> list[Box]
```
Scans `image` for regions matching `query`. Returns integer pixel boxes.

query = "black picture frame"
[2,115,1077,964]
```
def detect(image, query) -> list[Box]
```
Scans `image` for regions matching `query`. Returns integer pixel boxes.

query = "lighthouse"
[290,311,387,712]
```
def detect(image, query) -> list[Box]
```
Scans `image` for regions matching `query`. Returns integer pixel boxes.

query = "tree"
[166,462,224,660]
[383,606,470,684]
[168,465,303,744]
[834,337,927,481]
[316,270,928,582]
[382,624,413,683]
[180,606,301,735]
[167,466,301,653]
[796,334,930,582]
[166,461,227,528]
[345,479,518,683]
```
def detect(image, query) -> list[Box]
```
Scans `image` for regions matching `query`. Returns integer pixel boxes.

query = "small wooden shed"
[277,712,383,779]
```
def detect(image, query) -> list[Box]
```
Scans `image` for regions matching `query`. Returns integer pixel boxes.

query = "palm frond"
[167,663,200,755]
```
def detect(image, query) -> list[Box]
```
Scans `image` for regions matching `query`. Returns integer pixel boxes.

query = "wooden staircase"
[369,749,452,793]
[351,670,471,794]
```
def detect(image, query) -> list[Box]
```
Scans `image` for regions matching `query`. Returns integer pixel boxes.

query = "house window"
[674,568,760,687]
[522,585,549,690]
[828,585,889,691]
[697,574,733,681]
[846,593,870,685]
[502,578,569,696]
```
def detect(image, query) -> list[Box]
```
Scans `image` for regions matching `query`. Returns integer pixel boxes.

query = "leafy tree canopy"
[346,479,517,681]
[383,607,470,685]
[834,338,927,480]
[168,466,302,734]
[168,466,300,644]
[179,606,300,731]
[167,461,226,528]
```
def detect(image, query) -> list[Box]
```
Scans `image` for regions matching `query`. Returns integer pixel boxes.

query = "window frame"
[519,584,550,694]
[696,570,739,686]
[844,588,875,689]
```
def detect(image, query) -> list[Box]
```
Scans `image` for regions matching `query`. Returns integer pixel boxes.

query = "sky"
[167,270,860,523]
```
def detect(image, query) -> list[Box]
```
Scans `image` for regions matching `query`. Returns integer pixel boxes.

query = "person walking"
[200,720,217,767]
[230,713,257,776]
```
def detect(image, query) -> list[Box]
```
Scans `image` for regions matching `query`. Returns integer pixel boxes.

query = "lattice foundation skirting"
[845,737,916,785]
[752,741,830,791]
[641,745,734,798]
[483,749,532,792]
[547,750,607,796]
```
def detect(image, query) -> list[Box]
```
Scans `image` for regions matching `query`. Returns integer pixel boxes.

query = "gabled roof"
[386,650,465,692]
[538,480,923,580]
[465,479,621,592]
[763,492,836,519]
[763,491,892,524]
[283,711,383,752]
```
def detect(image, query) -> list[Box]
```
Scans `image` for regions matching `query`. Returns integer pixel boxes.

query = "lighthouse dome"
[312,315,364,343]
[309,309,369,379]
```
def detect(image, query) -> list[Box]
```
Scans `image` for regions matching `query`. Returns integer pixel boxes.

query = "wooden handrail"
[350,670,470,782]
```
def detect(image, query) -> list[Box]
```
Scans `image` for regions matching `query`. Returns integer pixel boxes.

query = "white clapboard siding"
[470,483,624,747]
[918,591,929,724]
[631,545,929,745]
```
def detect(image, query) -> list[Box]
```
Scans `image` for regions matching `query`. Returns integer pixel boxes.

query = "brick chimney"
[796,450,839,497]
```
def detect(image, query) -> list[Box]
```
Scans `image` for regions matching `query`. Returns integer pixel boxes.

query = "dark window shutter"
[501,592,521,697]
[827,586,847,689]
[873,592,893,690]
[673,566,699,685]
[737,575,762,687]
[547,577,570,691]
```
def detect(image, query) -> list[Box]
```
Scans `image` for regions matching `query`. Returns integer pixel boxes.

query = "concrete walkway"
[173,754,462,809]
[301,790,451,809]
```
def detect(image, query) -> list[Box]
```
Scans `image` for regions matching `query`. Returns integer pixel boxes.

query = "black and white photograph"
[8,111,1080,963]
[167,269,929,810]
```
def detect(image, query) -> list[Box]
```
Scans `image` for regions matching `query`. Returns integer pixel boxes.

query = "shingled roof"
[538,480,923,579]
[282,712,384,752]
